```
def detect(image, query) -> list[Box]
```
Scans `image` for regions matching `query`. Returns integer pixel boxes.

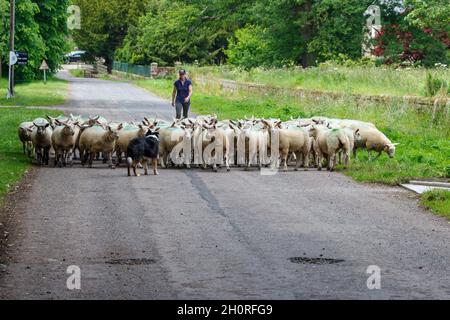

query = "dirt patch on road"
[0,167,37,264]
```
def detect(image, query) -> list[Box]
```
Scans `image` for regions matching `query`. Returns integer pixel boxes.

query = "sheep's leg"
[353,147,358,160]
[115,149,122,166]
[54,149,59,167]
[44,148,50,166]
[375,152,382,160]
[161,150,167,169]
[368,150,372,161]
[329,153,336,172]
[88,152,95,168]
[338,151,342,165]
[153,158,159,175]
[127,162,131,176]
[23,142,26,155]
[302,149,309,171]
[294,151,301,171]
[282,150,289,172]
[108,152,115,169]
[62,150,67,167]
[68,150,74,167]
[344,152,349,169]
[316,151,323,171]
[225,154,230,172]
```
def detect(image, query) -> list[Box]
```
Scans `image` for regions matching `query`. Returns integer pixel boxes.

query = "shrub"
[425,73,449,97]
[226,25,272,70]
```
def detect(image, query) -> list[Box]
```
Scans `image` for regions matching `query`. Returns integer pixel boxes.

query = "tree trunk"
[297,0,316,68]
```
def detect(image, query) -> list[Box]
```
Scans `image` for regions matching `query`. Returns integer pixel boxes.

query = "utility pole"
[7,0,15,99]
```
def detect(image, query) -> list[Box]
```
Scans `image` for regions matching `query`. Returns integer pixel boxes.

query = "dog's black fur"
[126,129,160,176]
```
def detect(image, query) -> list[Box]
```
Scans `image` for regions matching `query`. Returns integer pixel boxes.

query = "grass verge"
[0,78,68,107]
[188,65,450,98]
[0,108,63,206]
[420,190,450,219]
[135,77,449,216]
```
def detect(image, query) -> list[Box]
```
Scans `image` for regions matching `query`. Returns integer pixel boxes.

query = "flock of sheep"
[17,114,398,174]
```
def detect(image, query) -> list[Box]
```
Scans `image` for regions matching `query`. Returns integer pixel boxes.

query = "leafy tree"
[226,25,272,69]
[32,0,70,73]
[116,0,253,65]
[71,0,150,70]
[405,0,450,31]
[0,0,68,80]
[374,0,449,67]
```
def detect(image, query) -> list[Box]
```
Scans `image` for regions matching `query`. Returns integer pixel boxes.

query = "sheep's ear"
[155,127,160,132]
[45,123,50,128]
[392,143,400,146]
[355,129,360,134]
[27,127,34,132]
[117,123,124,131]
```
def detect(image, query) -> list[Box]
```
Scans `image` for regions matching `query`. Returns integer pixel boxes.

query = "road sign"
[9,51,17,65]
[15,51,28,65]
[40,60,49,70]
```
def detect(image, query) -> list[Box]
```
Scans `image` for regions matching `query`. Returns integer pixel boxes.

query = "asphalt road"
[0,71,449,299]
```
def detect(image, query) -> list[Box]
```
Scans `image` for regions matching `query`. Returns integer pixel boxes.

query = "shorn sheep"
[79,124,122,168]
[18,122,34,157]
[31,118,53,166]
[51,120,78,168]
[19,114,398,174]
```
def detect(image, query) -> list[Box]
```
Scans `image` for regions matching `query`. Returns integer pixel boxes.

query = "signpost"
[40,60,49,84]
[15,51,28,65]
[7,0,15,99]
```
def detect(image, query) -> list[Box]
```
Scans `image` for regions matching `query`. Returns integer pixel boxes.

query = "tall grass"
[187,65,450,98]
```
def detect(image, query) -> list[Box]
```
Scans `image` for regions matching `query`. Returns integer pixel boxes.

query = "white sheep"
[51,120,78,167]
[31,118,53,166]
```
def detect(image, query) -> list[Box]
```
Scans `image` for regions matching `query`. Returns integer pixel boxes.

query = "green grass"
[135,78,450,186]
[420,190,450,219]
[187,65,450,98]
[69,69,85,78]
[0,108,63,205]
[0,78,68,107]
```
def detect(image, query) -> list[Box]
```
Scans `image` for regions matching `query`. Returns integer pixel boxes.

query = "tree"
[226,25,272,69]
[373,0,449,67]
[32,0,70,73]
[0,0,68,80]
[116,0,253,65]
[71,0,150,70]
[405,0,450,31]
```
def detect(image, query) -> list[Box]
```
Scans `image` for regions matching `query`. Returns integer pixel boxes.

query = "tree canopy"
[112,0,448,68]
[0,0,69,80]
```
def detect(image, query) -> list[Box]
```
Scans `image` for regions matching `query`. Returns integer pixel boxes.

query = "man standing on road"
[172,69,193,119]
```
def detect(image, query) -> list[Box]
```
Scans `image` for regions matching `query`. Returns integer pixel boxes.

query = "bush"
[425,73,449,97]
[226,25,272,70]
